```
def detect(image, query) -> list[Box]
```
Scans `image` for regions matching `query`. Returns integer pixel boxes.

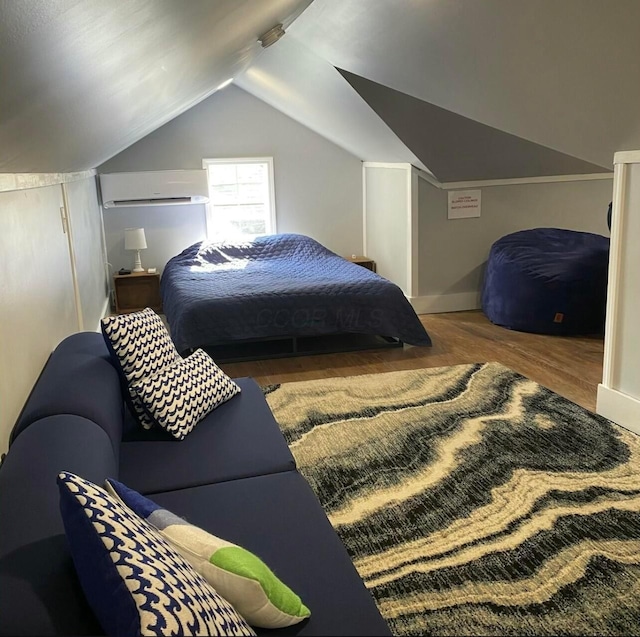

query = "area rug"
[263,362,640,636]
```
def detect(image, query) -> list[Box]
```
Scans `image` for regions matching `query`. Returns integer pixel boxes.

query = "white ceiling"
[279,0,640,170]
[235,36,430,172]
[0,0,311,172]
[3,0,640,175]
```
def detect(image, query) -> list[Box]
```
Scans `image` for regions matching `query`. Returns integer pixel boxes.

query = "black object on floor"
[201,333,403,363]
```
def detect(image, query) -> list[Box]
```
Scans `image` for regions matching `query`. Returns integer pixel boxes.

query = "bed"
[160,233,431,356]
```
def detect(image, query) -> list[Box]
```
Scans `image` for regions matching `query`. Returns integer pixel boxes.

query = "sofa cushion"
[57,472,254,637]
[106,478,310,629]
[131,349,241,440]
[101,308,180,429]
[10,332,124,455]
[150,471,391,637]
[119,378,296,494]
[0,416,118,636]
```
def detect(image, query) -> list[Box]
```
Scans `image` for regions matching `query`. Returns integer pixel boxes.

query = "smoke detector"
[259,24,285,48]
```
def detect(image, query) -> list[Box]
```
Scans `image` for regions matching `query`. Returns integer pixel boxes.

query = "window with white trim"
[202,157,276,242]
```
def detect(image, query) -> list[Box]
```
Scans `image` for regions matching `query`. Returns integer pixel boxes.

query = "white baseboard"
[409,292,481,315]
[596,384,640,436]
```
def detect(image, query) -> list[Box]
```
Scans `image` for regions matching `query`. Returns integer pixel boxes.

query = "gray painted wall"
[418,177,614,303]
[104,204,208,276]
[0,175,108,453]
[99,85,364,269]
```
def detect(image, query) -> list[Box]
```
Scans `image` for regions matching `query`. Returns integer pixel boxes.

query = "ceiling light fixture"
[259,23,285,48]
[215,78,234,91]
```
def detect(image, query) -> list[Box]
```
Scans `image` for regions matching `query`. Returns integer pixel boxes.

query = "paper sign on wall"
[448,190,481,219]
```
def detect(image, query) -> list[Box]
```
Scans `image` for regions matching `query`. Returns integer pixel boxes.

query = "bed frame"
[196,333,403,363]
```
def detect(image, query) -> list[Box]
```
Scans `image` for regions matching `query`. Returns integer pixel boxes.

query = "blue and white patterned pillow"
[106,478,311,629]
[101,308,181,429]
[130,349,241,440]
[57,471,255,637]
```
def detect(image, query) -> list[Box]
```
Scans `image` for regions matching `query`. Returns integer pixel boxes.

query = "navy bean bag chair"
[482,228,609,335]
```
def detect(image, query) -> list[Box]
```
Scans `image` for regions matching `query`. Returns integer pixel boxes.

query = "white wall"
[65,177,110,330]
[416,177,614,311]
[598,155,640,435]
[364,166,408,292]
[0,174,108,453]
[99,85,364,271]
[610,164,640,398]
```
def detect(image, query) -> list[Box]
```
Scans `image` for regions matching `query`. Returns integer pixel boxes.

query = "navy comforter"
[161,234,431,353]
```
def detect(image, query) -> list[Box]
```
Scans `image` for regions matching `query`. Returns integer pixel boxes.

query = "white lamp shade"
[124,227,147,251]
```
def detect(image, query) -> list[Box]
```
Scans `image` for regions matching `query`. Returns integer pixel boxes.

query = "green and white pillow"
[106,478,310,629]
[58,472,255,637]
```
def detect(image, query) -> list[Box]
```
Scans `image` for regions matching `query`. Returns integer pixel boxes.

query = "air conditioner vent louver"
[113,197,193,207]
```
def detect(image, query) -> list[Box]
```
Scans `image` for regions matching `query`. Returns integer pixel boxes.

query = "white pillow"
[101,308,180,429]
[131,349,241,440]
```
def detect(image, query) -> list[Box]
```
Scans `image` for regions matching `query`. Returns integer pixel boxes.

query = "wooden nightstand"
[113,271,162,314]
[345,255,376,272]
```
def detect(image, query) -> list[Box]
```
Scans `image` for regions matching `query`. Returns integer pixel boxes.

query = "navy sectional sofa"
[0,332,390,636]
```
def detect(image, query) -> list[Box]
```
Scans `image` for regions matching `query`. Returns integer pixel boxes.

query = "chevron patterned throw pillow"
[58,471,255,637]
[130,349,241,440]
[101,308,181,429]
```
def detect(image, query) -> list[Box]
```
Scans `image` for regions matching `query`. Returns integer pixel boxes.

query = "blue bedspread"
[160,234,431,353]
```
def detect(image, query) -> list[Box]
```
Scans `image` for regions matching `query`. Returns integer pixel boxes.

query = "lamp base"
[132,250,144,272]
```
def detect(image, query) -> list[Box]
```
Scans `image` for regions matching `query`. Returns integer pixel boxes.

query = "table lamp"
[124,227,147,272]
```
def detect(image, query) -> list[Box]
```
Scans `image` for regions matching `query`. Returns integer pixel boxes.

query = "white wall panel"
[0,184,78,453]
[65,176,110,331]
[363,165,409,294]
[598,154,640,433]
[610,163,640,398]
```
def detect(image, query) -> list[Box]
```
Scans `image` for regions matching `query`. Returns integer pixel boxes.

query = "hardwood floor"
[219,311,605,412]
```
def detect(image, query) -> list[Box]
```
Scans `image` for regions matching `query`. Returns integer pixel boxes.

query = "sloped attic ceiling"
[339,69,606,182]
[4,0,640,178]
[235,35,430,173]
[239,0,640,179]
[0,0,311,173]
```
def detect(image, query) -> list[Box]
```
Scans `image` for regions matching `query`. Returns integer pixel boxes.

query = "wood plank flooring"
[220,311,604,412]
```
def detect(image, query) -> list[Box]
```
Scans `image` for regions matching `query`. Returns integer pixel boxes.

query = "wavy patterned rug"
[264,362,640,636]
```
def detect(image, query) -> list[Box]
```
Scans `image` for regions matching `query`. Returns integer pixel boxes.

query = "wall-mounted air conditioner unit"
[100,170,209,208]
